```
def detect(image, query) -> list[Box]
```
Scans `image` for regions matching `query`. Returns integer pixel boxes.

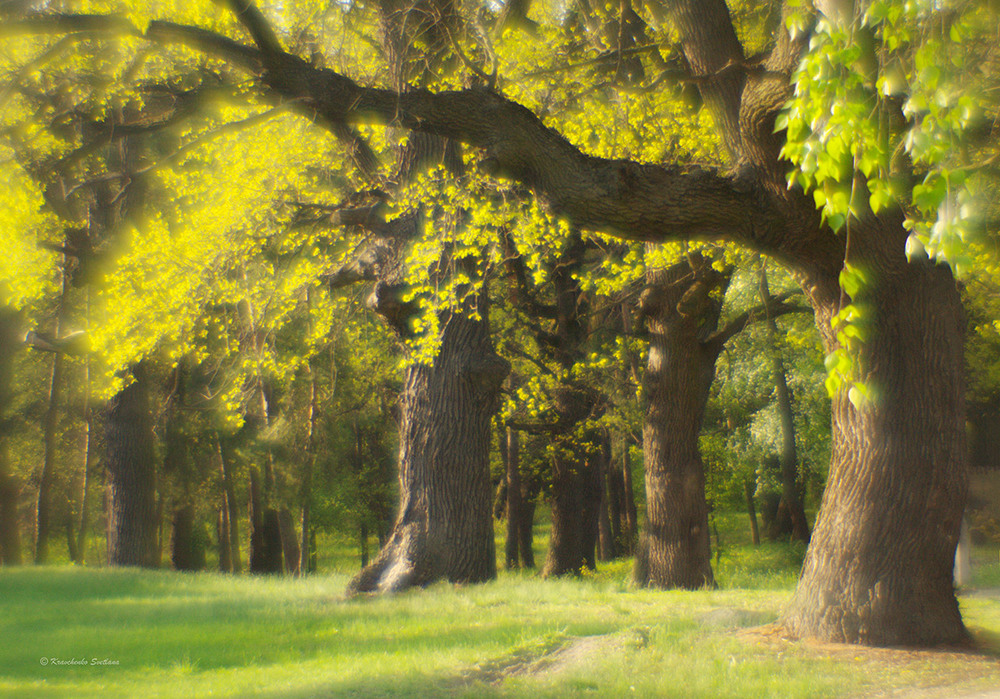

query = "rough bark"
[784,238,968,646]
[348,308,509,593]
[543,447,590,577]
[633,258,721,589]
[0,309,22,566]
[105,371,158,567]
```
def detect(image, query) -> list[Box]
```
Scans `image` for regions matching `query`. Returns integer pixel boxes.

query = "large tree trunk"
[784,244,968,646]
[633,260,721,590]
[348,310,508,593]
[105,371,158,567]
[0,309,23,566]
[542,447,589,577]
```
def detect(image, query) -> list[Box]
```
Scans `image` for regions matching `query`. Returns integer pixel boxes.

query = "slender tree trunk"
[784,247,968,646]
[504,426,522,570]
[74,375,93,564]
[518,498,536,569]
[65,512,77,562]
[620,439,638,555]
[761,268,810,544]
[218,506,233,573]
[597,437,617,562]
[0,309,23,566]
[360,520,369,568]
[348,309,509,593]
[745,479,761,547]
[606,447,624,553]
[580,444,603,571]
[105,370,158,567]
[278,508,300,574]
[298,500,310,576]
[35,351,65,564]
[216,434,241,573]
[298,366,318,576]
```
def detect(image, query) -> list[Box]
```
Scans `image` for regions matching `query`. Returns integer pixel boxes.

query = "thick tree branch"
[139,13,778,250]
[217,0,285,59]
[9,8,806,263]
[656,0,746,157]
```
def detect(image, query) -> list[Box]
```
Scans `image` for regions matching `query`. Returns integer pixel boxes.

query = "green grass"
[3,520,1000,698]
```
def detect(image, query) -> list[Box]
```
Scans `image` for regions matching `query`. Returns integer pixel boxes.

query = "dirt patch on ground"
[458,629,648,686]
[738,623,1000,698]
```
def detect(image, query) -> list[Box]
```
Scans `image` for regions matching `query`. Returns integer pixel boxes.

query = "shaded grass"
[4,508,1000,698]
[2,549,1000,698]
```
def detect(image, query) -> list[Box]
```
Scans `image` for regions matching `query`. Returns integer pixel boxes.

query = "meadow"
[2,516,999,698]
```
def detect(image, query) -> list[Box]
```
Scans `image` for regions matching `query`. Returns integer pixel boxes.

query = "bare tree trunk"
[597,434,617,561]
[278,508,300,574]
[216,434,241,573]
[35,350,65,564]
[348,309,508,593]
[0,309,23,566]
[360,520,369,568]
[543,446,593,577]
[106,370,158,567]
[784,248,968,646]
[518,498,536,569]
[217,506,233,573]
[745,479,761,547]
[760,267,810,544]
[74,356,94,564]
[620,438,638,555]
[504,426,522,570]
[633,259,721,590]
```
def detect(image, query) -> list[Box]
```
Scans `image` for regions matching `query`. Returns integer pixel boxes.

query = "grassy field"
[2,519,1000,698]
